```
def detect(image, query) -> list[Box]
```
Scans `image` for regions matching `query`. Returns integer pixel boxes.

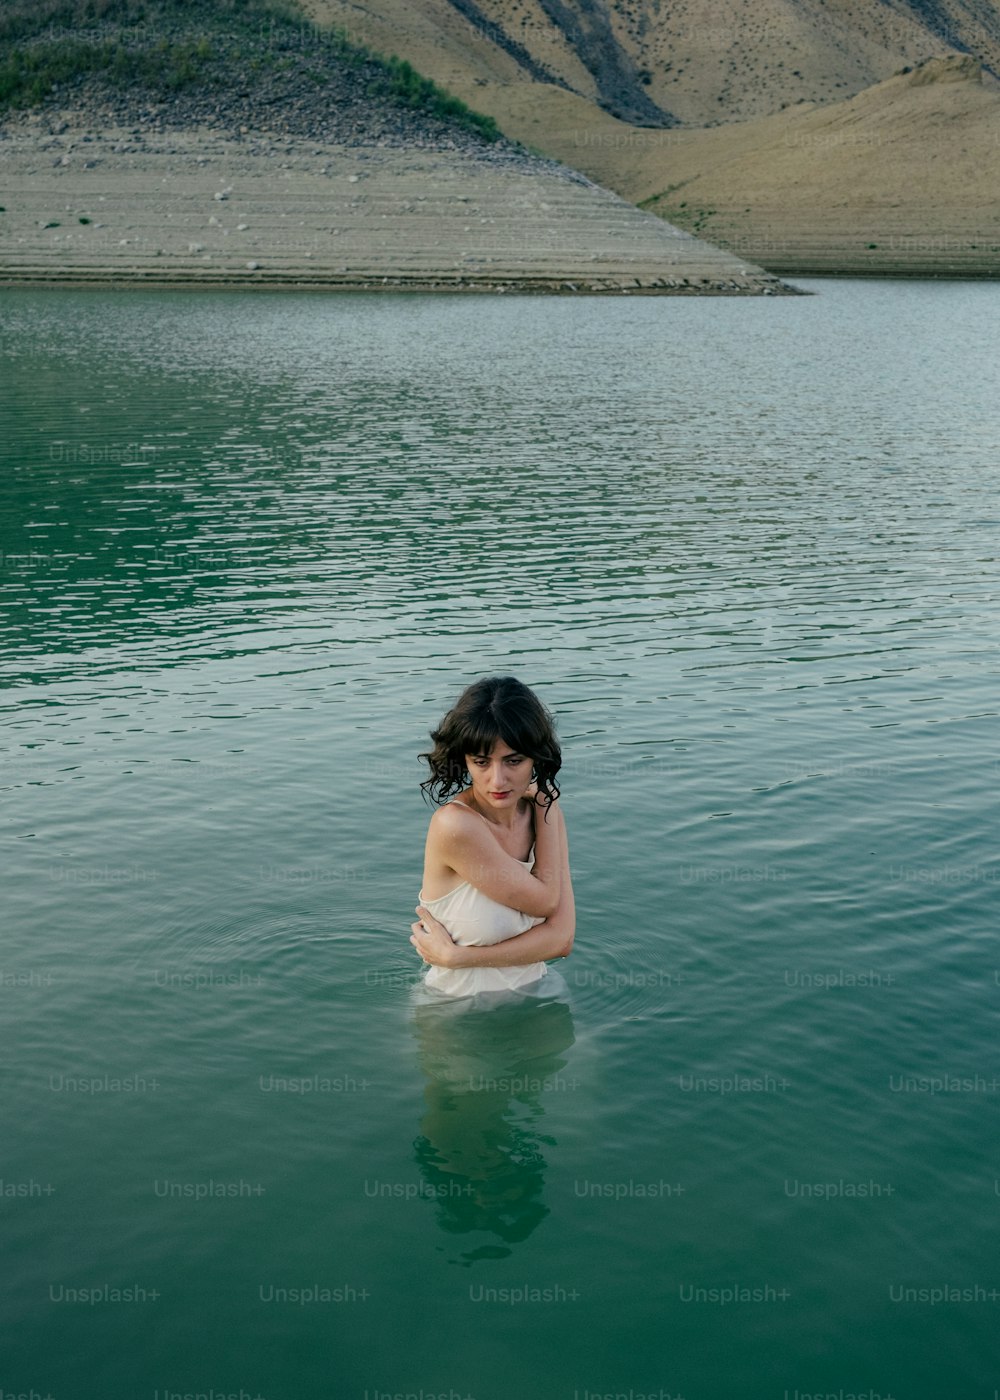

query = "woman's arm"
[429,794,561,919]
[412,806,575,968]
[528,787,562,911]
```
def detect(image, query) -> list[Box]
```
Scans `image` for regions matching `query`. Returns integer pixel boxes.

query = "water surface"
[2,281,999,1400]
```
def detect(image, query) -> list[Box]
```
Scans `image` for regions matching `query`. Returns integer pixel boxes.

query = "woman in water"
[410,676,575,1000]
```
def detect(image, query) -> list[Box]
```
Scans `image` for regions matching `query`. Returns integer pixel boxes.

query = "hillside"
[300,0,1000,275]
[303,0,1000,127]
[635,55,1000,276]
[497,53,1000,276]
[0,0,503,146]
[0,0,790,292]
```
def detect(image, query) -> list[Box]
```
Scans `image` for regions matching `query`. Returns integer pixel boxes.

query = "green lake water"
[2,281,999,1400]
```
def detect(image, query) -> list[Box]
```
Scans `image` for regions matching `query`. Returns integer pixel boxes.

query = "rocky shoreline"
[0,114,796,294]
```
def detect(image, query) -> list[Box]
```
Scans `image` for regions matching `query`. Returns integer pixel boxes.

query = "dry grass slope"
[305,0,1000,124]
[301,0,1000,274]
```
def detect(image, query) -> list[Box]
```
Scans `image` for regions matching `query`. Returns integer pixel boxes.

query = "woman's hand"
[410,905,463,969]
[525,779,555,809]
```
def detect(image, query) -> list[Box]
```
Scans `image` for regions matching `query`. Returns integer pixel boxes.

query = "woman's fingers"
[411,909,456,967]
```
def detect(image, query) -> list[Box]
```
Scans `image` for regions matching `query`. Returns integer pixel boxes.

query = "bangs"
[455,712,532,759]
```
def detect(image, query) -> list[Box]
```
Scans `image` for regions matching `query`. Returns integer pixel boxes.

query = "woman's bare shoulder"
[427,797,480,843]
[423,800,494,893]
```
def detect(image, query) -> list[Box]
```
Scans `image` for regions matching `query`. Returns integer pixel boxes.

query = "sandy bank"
[0,117,794,294]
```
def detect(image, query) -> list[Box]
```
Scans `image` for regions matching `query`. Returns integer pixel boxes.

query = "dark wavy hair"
[419,676,561,813]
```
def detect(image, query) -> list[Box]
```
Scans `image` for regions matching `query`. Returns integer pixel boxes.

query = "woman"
[410,675,575,1001]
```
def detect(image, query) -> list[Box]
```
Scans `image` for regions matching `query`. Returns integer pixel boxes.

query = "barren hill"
[303,0,1000,274]
[512,53,1000,276]
[633,54,1000,276]
[304,0,1000,126]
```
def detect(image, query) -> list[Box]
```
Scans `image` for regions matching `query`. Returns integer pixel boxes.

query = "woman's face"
[464,739,534,811]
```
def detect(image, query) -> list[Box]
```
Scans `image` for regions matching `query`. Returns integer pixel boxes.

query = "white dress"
[418,847,548,999]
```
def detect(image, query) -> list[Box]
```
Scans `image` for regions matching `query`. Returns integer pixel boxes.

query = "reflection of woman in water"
[410,675,575,1001]
[410,993,577,1261]
[406,991,577,1265]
